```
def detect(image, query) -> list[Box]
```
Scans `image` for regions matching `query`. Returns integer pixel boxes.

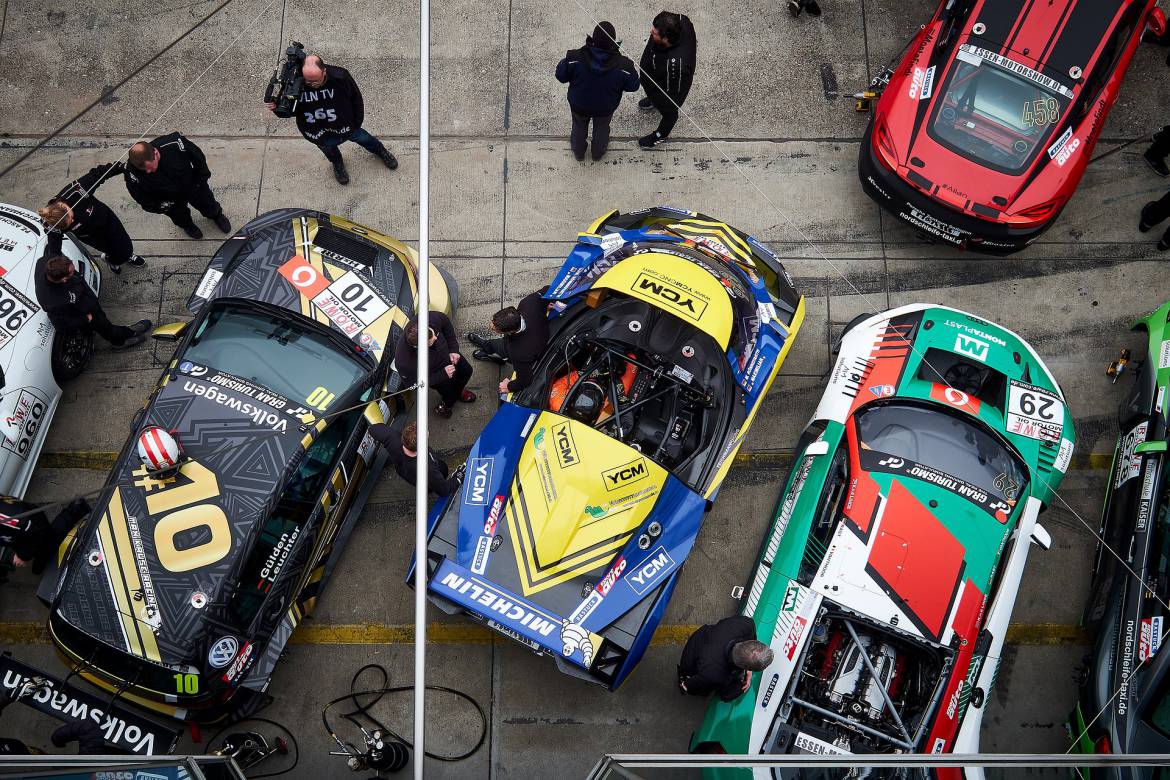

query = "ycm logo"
[602,458,649,491]
[552,422,579,469]
[633,273,707,320]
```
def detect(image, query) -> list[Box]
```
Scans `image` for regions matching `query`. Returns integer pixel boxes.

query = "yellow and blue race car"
[416,207,805,689]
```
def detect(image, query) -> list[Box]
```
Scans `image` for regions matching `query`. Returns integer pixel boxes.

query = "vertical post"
[414,0,431,773]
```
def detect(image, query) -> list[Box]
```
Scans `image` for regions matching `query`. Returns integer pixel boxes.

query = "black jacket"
[394,311,463,387]
[33,232,99,331]
[677,615,757,701]
[505,289,550,394]
[49,162,124,237]
[293,66,365,144]
[556,46,640,117]
[368,423,460,496]
[123,132,212,212]
[0,496,89,564]
[640,14,697,99]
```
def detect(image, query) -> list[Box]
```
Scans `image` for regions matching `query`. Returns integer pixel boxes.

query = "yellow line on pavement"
[0,620,1089,647]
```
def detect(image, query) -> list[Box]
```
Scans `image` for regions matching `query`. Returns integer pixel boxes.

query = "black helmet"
[567,381,606,425]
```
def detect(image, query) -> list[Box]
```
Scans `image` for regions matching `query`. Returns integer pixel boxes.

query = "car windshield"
[183,302,369,413]
[857,402,1028,508]
[930,45,1073,173]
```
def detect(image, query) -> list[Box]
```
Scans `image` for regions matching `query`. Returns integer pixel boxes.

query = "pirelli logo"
[602,458,650,491]
[632,272,708,321]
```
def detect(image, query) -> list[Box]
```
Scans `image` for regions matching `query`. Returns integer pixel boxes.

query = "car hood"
[52,364,314,667]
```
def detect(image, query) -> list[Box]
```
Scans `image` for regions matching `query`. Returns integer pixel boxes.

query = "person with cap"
[368,420,463,496]
[123,132,231,240]
[637,11,698,150]
[467,287,550,396]
[555,21,640,161]
[677,615,774,701]
[395,312,476,419]
[37,162,146,276]
[33,231,151,352]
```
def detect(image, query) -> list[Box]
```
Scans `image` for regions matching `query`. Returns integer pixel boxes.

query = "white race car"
[0,203,99,498]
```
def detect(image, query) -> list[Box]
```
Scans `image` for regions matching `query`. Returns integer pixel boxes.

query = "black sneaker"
[1144,149,1170,178]
[108,263,122,275]
[467,332,492,350]
[638,131,665,150]
[181,223,203,239]
[805,0,822,15]
[332,160,350,185]
[638,97,654,111]
[128,255,147,267]
[113,332,148,351]
[1159,236,1170,252]
[129,319,152,334]
[213,213,232,234]
[379,150,399,170]
[1141,202,1159,232]
[788,0,802,15]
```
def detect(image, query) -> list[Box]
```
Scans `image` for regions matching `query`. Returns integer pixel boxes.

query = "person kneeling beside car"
[678,616,774,701]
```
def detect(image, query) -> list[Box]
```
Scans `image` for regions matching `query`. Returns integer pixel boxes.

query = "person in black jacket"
[467,288,550,396]
[395,312,476,419]
[368,421,462,496]
[637,11,698,149]
[0,496,90,575]
[788,0,822,16]
[37,163,145,275]
[677,616,774,701]
[124,133,231,240]
[266,54,398,185]
[33,232,151,351]
[555,22,640,161]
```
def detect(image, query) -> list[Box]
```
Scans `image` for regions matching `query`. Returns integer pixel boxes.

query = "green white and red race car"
[692,304,1074,768]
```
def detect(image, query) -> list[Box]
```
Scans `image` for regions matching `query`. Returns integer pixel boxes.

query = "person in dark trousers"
[38,163,146,275]
[1138,192,1170,250]
[34,232,151,350]
[467,288,550,396]
[368,420,463,496]
[788,0,823,17]
[637,11,697,150]
[0,496,90,575]
[266,53,398,185]
[677,616,774,701]
[556,22,640,161]
[123,133,231,240]
[395,312,476,419]
[1144,127,1170,177]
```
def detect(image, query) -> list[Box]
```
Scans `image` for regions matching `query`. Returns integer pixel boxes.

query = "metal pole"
[413,0,431,772]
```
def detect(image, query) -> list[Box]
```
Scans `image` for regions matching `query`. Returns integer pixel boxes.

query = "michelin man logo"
[560,620,596,666]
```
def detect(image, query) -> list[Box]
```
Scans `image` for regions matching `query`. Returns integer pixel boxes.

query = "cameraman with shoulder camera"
[265,48,398,185]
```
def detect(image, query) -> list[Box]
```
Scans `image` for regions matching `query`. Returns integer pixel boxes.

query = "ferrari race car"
[30,209,455,733]
[0,203,100,498]
[1070,300,1170,771]
[692,305,1075,767]
[860,0,1166,255]
[418,207,805,689]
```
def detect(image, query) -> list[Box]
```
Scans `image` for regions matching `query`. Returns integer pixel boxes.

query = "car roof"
[971,0,1130,78]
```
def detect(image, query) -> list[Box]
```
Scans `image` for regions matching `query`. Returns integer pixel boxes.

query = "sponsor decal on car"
[185,368,289,411]
[954,333,990,362]
[899,207,964,244]
[483,495,505,536]
[626,546,675,596]
[471,535,492,575]
[222,641,255,684]
[908,66,935,100]
[1140,616,1164,661]
[463,457,494,506]
[183,381,289,432]
[0,278,37,348]
[258,526,299,592]
[760,672,780,708]
[793,731,848,755]
[278,256,390,339]
[1,388,47,459]
[961,45,1075,98]
[1005,379,1064,442]
[1047,126,1080,167]
[869,384,895,398]
[559,620,600,666]
[930,382,981,412]
[861,449,1011,520]
[569,590,603,623]
[596,556,626,597]
[602,458,650,492]
[195,267,223,299]
[1055,438,1075,474]
[532,428,559,506]
[207,636,238,669]
[551,422,579,469]
[630,268,710,321]
[1136,463,1157,532]
[783,615,808,660]
[1115,422,1149,488]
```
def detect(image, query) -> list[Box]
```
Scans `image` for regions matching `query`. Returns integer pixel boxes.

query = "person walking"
[265,53,398,185]
[34,232,151,351]
[637,11,698,150]
[395,312,476,419]
[368,420,463,496]
[555,22,640,161]
[1139,193,1170,250]
[467,287,550,396]
[677,615,774,701]
[38,163,146,275]
[123,133,231,240]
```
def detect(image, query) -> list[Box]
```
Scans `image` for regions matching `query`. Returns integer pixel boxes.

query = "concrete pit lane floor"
[0,0,1167,775]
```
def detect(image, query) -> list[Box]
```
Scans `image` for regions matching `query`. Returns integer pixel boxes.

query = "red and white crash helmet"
[137,426,183,472]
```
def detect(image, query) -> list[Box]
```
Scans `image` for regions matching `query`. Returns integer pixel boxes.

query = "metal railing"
[0,754,245,779]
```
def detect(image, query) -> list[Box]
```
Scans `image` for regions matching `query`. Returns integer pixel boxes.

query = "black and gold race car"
[33,208,455,727]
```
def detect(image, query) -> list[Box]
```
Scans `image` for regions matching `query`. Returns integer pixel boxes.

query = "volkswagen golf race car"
[0,203,100,498]
[32,208,455,729]
[692,304,1074,768]
[860,0,1165,255]
[1069,300,1170,772]
[417,207,804,689]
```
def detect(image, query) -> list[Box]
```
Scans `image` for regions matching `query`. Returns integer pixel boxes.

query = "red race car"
[860,0,1165,255]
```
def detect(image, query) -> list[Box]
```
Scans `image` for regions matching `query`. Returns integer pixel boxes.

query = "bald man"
[123,133,231,240]
[265,53,397,185]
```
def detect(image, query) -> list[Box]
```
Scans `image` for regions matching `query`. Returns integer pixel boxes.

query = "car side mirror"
[363,401,386,426]
[805,440,830,456]
[1030,523,1052,550]
[1136,440,1168,454]
[1149,7,1167,38]
[152,322,189,342]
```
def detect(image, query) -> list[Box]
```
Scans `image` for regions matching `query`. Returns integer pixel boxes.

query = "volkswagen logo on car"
[207,636,239,669]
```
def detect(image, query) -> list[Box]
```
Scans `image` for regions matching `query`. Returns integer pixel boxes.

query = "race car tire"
[51,328,94,383]
[832,312,874,355]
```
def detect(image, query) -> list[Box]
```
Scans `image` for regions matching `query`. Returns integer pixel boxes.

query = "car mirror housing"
[363,401,386,426]
[1149,7,1167,38]
[152,322,189,342]
[805,440,831,456]
[1136,440,1168,454]
[1030,523,1052,550]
